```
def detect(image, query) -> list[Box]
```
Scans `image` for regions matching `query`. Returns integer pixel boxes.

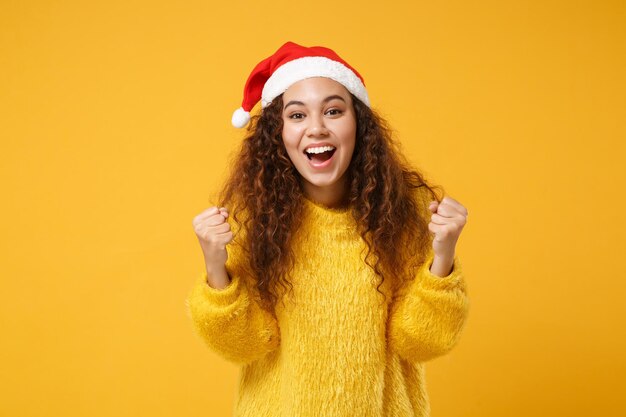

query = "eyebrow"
[283,95,346,110]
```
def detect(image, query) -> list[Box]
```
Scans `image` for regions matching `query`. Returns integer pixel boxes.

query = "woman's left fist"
[428,196,468,258]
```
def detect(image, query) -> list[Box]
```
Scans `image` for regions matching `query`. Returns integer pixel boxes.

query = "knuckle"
[205,234,217,244]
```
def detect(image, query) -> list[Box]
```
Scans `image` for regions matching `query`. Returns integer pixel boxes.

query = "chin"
[308,179,336,188]
[305,171,348,189]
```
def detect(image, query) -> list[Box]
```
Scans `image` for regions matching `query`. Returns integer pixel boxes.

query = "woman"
[187,41,470,417]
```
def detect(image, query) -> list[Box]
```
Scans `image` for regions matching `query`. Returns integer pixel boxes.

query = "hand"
[192,206,232,269]
[428,196,468,259]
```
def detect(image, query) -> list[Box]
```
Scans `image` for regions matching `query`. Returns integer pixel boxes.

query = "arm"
[185,241,280,365]
[387,249,470,362]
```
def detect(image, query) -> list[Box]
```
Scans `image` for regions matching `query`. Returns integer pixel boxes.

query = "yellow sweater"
[186,196,470,417]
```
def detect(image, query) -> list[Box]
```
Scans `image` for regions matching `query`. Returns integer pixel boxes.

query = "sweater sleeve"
[185,240,281,365]
[387,249,470,362]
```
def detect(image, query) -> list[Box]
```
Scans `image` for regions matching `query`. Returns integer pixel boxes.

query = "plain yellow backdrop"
[1,0,624,416]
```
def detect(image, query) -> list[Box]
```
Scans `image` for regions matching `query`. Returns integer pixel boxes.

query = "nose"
[306,115,329,137]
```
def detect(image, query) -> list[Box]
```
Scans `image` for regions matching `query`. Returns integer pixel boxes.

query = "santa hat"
[231,41,370,128]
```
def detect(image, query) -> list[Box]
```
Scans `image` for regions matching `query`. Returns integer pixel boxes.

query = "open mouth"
[304,147,336,164]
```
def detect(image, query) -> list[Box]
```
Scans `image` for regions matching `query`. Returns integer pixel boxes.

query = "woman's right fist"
[192,206,233,268]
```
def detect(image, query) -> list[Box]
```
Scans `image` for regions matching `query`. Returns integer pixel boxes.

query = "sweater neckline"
[302,195,351,215]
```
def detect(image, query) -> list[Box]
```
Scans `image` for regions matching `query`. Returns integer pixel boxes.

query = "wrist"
[433,252,454,263]
[204,262,225,274]
[204,263,230,287]
[430,253,455,277]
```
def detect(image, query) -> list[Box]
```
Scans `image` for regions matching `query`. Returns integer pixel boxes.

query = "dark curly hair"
[212,93,445,312]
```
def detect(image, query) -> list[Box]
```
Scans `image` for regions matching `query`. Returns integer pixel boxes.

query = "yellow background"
[1,0,624,416]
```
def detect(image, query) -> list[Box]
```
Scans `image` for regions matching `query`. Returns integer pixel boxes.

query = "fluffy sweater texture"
[186,196,470,417]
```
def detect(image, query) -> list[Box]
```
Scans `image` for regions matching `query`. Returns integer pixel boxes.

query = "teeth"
[305,145,336,154]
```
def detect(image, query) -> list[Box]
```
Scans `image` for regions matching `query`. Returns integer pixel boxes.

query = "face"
[280,77,357,203]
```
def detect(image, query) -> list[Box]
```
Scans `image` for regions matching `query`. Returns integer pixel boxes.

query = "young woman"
[187,41,470,417]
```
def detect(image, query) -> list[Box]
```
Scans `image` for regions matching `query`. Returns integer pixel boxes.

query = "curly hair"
[213,93,445,312]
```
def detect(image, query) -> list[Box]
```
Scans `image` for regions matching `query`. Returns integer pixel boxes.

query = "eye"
[288,112,305,119]
[326,108,342,116]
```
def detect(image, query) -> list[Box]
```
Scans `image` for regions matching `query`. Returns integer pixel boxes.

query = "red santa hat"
[231,41,370,128]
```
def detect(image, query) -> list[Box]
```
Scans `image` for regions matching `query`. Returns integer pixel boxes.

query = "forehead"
[282,77,350,100]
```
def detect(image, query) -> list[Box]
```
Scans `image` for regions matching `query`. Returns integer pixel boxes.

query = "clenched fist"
[427,196,468,277]
[192,206,233,275]
[427,196,468,258]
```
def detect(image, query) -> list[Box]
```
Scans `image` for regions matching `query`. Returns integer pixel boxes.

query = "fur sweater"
[186,196,470,417]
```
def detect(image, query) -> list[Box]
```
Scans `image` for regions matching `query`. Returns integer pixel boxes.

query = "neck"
[302,176,349,209]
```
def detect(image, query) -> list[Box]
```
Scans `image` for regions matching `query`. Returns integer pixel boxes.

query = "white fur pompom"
[231,107,250,128]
